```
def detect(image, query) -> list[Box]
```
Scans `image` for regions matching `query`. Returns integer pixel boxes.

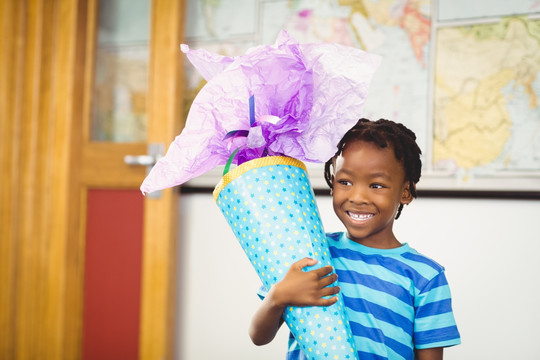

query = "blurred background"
[1,0,539,359]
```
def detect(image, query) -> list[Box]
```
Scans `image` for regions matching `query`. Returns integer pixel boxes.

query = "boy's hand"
[249,258,340,346]
[269,258,340,308]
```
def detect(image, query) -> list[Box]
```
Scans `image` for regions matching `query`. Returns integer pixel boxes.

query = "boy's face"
[332,140,413,249]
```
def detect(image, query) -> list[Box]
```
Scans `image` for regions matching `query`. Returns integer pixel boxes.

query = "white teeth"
[348,212,373,221]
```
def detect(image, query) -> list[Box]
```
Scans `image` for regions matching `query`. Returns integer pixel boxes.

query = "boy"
[250,119,461,360]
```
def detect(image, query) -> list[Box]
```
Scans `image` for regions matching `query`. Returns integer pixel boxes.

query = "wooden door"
[82,0,185,358]
[0,0,185,359]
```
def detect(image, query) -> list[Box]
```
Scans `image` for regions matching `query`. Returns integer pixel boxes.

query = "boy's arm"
[248,289,286,345]
[415,347,443,360]
[249,257,340,346]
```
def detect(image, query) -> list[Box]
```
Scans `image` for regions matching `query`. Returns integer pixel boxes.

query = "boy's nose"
[348,186,368,204]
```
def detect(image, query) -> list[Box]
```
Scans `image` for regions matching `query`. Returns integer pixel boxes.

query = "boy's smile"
[332,140,412,249]
[347,212,373,221]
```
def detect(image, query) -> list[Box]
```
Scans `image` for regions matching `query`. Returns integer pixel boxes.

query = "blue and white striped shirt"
[283,232,461,360]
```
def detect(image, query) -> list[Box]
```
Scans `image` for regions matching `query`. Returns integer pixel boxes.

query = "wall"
[176,192,540,359]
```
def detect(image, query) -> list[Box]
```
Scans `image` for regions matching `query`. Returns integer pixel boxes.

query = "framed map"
[182,0,540,195]
[429,0,540,194]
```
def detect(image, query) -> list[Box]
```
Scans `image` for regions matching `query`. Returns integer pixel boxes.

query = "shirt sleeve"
[413,271,461,349]
[256,285,268,300]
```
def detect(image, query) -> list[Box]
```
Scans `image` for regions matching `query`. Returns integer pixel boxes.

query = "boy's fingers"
[314,265,334,277]
[316,295,339,307]
[293,257,318,270]
[321,285,340,297]
[320,272,338,287]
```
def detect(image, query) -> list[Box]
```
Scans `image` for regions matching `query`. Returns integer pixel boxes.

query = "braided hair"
[324,118,422,220]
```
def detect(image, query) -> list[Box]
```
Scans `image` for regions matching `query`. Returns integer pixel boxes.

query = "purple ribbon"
[222,95,261,175]
[224,95,256,140]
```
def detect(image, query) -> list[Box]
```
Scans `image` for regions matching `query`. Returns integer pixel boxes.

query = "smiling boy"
[250,119,461,360]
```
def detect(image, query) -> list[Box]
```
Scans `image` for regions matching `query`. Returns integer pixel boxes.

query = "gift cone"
[214,156,358,360]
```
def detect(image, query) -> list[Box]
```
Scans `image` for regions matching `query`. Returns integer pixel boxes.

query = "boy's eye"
[337,179,352,186]
[370,183,385,189]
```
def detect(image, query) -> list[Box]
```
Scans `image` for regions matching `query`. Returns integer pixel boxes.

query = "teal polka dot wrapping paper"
[214,156,358,360]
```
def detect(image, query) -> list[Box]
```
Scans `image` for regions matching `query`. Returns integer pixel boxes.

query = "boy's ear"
[400,183,414,205]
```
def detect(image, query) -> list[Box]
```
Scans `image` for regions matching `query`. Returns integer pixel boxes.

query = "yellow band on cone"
[213,156,307,201]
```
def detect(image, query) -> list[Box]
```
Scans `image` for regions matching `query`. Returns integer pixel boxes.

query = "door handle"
[124,143,165,198]
[124,154,156,166]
